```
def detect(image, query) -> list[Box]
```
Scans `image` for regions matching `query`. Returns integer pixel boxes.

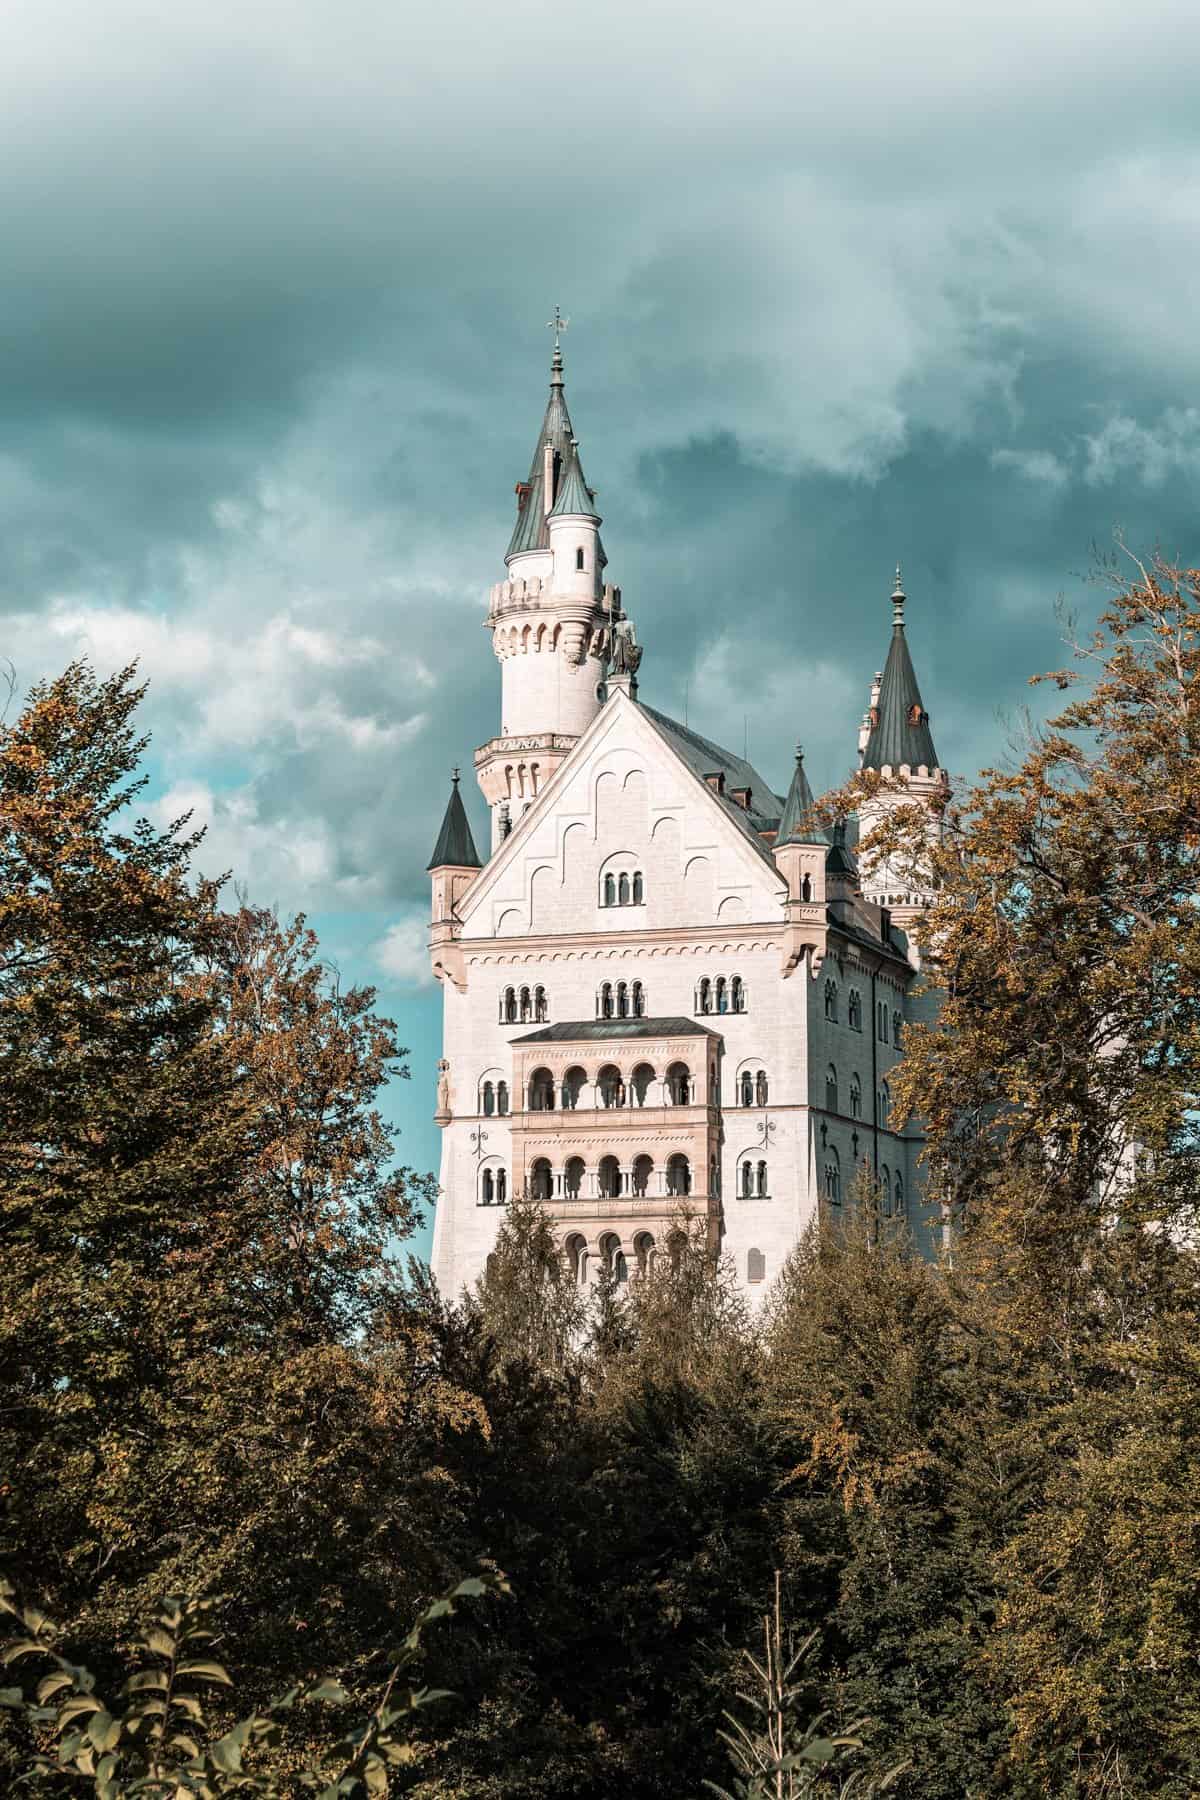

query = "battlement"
[488,577,621,626]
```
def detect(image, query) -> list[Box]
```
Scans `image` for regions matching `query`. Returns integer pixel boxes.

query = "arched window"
[564,1232,587,1283]
[519,985,532,1022]
[564,1156,585,1199]
[601,982,614,1019]
[617,981,629,1019]
[482,1080,495,1116]
[825,1064,838,1113]
[878,1003,889,1043]
[529,1068,555,1112]
[666,1153,691,1197]
[534,985,548,1022]
[893,1010,903,1047]
[632,871,644,904]
[716,976,729,1014]
[894,1173,905,1217]
[699,977,712,1015]
[801,873,812,902]
[632,1154,653,1198]
[631,1063,654,1107]
[740,1070,754,1107]
[824,980,838,1021]
[755,1070,768,1106]
[496,1168,507,1204]
[632,980,645,1017]
[561,1067,585,1110]
[756,1161,768,1197]
[634,1231,655,1275]
[599,1065,624,1109]
[880,1165,892,1216]
[504,987,517,1023]
[614,1250,629,1284]
[849,1072,862,1119]
[530,1158,552,1201]
[666,1061,691,1106]
[710,1153,718,1196]
[848,990,862,1031]
[603,873,616,907]
[824,1148,841,1204]
[575,545,585,571]
[598,1156,621,1199]
[878,1079,890,1126]
[618,872,631,905]
[497,1081,509,1116]
[741,1159,753,1198]
[482,1168,494,1205]
[731,976,745,1013]
[747,1248,766,1284]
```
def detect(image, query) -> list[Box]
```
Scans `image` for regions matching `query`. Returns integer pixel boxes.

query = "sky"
[4,0,1200,1262]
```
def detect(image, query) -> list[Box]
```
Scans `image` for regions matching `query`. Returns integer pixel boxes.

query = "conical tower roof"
[427,771,482,871]
[860,569,940,772]
[775,747,825,846]
[549,437,599,519]
[506,338,579,559]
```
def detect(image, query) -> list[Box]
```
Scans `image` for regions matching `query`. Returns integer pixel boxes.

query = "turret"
[475,316,614,849]
[427,771,481,990]
[856,569,949,960]
[774,747,829,977]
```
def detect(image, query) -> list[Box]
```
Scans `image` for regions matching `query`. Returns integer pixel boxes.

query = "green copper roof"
[775,748,825,846]
[860,572,940,772]
[548,439,599,518]
[506,344,579,560]
[427,773,482,871]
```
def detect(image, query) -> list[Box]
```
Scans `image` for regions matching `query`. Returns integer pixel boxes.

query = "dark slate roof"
[826,820,857,877]
[775,749,825,846]
[861,580,939,771]
[426,774,482,871]
[506,347,578,560]
[640,704,787,869]
[512,1016,721,1044]
[548,440,598,518]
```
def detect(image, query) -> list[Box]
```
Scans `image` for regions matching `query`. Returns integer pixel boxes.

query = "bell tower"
[474,315,619,851]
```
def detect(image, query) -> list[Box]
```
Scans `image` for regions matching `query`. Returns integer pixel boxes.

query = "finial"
[795,742,804,763]
[546,306,569,382]
[451,766,460,785]
[891,564,906,627]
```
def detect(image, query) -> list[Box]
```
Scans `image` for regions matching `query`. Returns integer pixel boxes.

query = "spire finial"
[546,306,569,383]
[795,742,804,763]
[451,766,460,785]
[891,563,906,627]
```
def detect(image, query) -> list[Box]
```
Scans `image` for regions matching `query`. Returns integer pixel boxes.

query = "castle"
[427,325,948,1298]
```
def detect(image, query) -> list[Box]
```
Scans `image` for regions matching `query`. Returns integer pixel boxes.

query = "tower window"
[747,1248,766,1284]
[576,546,585,571]
[602,873,616,907]
[632,870,644,904]
[618,872,631,905]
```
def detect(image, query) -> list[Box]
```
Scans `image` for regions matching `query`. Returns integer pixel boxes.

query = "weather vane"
[546,305,570,350]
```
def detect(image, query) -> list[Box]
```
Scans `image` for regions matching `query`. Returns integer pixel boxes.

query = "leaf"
[1,1638,48,1665]
[126,1669,170,1693]
[175,1659,234,1687]
[36,1671,77,1704]
[363,1754,389,1797]
[143,1628,177,1659]
[0,1686,24,1708]
[56,1693,103,1725]
[306,1679,349,1704]
[87,1710,120,1752]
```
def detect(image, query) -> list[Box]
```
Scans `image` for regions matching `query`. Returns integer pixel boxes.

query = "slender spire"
[861,568,939,772]
[776,745,826,846]
[506,317,578,560]
[549,436,599,519]
[427,769,482,870]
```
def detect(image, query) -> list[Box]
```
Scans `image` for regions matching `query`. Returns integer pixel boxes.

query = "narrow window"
[850,1072,862,1119]
[699,977,712,1015]
[632,871,644,904]
[576,545,585,571]
[617,981,629,1018]
[505,987,517,1023]
[632,980,645,1017]
[740,1070,753,1107]
[756,1070,768,1106]
[535,985,548,1022]
[895,1173,905,1216]
[878,1079,890,1126]
[824,980,837,1022]
[519,986,531,1022]
[756,1161,767,1197]
[482,1168,494,1205]
[618,872,631,905]
[747,1248,766,1284]
[603,873,616,907]
[496,1169,507,1204]
[732,976,745,1013]
[602,982,614,1019]
[881,1166,892,1216]
[482,1080,495,1117]
[893,1010,903,1046]
[497,1081,509,1116]
[716,977,729,1014]
[826,1064,838,1113]
[741,1160,753,1198]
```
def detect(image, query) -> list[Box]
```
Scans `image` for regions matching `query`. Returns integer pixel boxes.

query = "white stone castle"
[427,325,948,1299]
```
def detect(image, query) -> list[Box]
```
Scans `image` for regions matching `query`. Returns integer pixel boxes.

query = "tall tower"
[475,318,621,850]
[856,569,949,952]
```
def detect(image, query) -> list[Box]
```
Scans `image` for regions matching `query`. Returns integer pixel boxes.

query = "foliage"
[0,1573,506,1797]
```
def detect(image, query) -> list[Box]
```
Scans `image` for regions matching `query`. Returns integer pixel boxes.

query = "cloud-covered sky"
[6,0,1200,1258]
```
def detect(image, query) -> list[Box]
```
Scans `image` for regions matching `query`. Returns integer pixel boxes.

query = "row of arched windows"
[876,1002,902,1044]
[824,980,863,1030]
[528,1061,695,1111]
[738,1069,769,1107]
[695,975,747,1015]
[880,1165,906,1217]
[822,1067,889,1126]
[596,980,646,1019]
[500,985,549,1024]
[480,1079,510,1116]
[529,1153,694,1201]
[564,1230,659,1286]
[601,871,644,906]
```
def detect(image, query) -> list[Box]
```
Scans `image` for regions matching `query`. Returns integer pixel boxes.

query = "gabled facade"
[425,335,948,1300]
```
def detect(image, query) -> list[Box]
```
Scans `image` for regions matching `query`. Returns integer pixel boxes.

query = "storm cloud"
[4,0,1199,1224]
